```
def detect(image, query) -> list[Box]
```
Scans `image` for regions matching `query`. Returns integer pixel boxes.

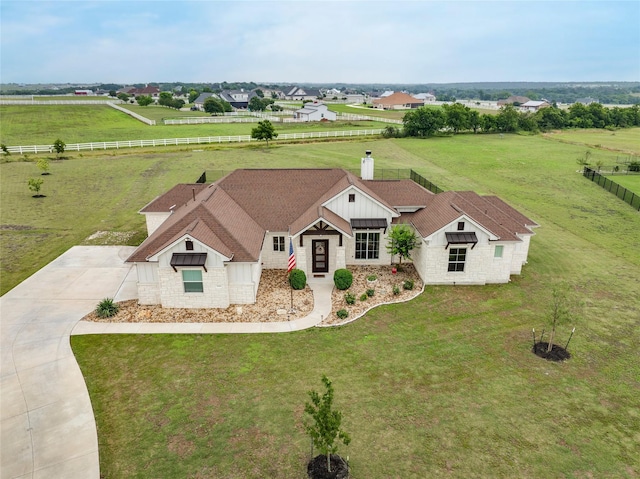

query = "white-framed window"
[448,248,466,272]
[494,245,504,258]
[182,270,203,293]
[273,236,285,252]
[355,232,380,260]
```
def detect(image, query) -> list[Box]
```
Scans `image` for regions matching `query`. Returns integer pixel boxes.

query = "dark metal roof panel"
[170,252,207,267]
[445,232,478,244]
[351,218,387,229]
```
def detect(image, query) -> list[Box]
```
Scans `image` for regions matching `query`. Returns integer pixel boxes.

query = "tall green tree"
[136,95,154,106]
[442,102,471,133]
[496,105,519,132]
[402,107,445,137]
[386,224,420,265]
[188,90,199,103]
[203,97,232,114]
[251,120,278,146]
[304,375,351,473]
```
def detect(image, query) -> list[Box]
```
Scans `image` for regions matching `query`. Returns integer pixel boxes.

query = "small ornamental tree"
[547,286,572,353]
[251,120,278,146]
[28,178,44,197]
[386,223,420,265]
[52,139,65,158]
[304,375,351,473]
[37,157,50,175]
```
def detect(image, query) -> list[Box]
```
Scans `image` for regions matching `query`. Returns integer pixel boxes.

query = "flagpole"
[288,236,297,313]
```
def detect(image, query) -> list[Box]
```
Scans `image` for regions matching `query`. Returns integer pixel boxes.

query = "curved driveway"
[0,246,137,479]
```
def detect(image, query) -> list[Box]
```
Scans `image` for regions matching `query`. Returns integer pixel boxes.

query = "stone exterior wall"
[158,267,230,308]
[138,282,161,305]
[144,212,171,236]
[260,232,289,269]
[344,229,392,267]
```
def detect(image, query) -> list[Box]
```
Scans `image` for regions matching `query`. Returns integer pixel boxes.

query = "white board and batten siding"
[323,188,396,223]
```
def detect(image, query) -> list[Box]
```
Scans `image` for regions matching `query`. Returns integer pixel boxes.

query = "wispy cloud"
[1,0,638,83]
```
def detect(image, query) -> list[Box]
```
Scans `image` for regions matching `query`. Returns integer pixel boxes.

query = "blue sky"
[1,1,638,84]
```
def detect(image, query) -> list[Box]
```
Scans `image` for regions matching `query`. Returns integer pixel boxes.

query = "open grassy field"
[543,128,640,156]
[3,129,638,477]
[0,105,391,146]
[120,104,212,121]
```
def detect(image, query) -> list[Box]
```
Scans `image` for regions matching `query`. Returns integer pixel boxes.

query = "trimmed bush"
[366,274,377,281]
[366,288,375,297]
[333,269,353,290]
[336,309,349,320]
[344,292,356,305]
[393,285,401,295]
[289,269,307,290]
[359,293,368,302]
[403,279,414,291]
[96,298,119,318]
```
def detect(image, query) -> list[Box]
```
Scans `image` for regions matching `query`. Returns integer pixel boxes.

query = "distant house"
[575,97,599,105]
[324,88,341,97]
[380,90,394,98]
[217,90,257,109]
[118,85,161,98]
[497,95,531,106]
[127,152,538,309]
[520,100,550,112]
[74,90,94,96]
[294,102,337,122]
[414,93,436,102]
[193,93,215,111]
[372,92,424,110]
[286,86,322,101]
[344,93,367,104]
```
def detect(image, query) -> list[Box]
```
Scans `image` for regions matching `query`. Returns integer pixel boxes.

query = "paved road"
[0,246,137,479]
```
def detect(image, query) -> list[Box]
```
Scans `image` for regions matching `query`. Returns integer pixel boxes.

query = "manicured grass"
[604,174,640,195]
[3,130,639,476]
[0,105,391,146]
[328,103,409,120]
[119,105,211,121]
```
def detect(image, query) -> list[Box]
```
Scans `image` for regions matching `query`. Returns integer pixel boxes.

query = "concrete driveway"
[0,246,136,479]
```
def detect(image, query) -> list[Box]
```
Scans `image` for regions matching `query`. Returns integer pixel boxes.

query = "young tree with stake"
[304,375,351,474]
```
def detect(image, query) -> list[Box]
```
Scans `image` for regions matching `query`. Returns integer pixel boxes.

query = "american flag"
[287,238,296,273]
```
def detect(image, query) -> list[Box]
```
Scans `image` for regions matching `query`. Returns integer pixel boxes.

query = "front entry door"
[312,240,329,273]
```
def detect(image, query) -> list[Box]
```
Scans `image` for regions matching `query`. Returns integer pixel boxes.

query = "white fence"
[107,103,156,125]
[337,113,403,124]
[4,129,385,154]
[0,100,121,105]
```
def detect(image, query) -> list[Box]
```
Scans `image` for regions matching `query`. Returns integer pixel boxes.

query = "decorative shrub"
[403,279,414,290]
[393,285,401,295]
[366,274,377,282]
[289,269,307,290]
[629,161,640,172]
[359,293,368,302]
[96,298,119,318]
[344,292,356,305]
[333,269,353,290]
[336,309,349,320]
[366,288,375,297]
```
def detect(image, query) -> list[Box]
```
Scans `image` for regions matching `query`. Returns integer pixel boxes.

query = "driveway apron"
[0,246,137,479]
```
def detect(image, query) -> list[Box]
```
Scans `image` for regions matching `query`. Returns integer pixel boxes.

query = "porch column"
[336,246,346,270]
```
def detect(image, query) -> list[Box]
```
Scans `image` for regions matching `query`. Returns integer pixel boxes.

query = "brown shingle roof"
[402,191,536,242]
[364,179,433,207]
[372,92,423,106]
[140,184,210,213]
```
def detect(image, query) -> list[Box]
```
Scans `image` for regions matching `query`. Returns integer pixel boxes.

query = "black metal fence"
[583,167,640,211]
[410,169,444,194]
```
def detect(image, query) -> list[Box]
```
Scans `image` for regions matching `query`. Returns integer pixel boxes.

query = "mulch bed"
[532,341,571,361]
[307,454,349,479]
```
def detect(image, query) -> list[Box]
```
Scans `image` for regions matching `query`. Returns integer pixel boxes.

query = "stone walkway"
[0,246,332,479]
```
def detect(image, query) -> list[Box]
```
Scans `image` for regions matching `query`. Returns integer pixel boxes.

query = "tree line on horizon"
[396,102,640,138]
